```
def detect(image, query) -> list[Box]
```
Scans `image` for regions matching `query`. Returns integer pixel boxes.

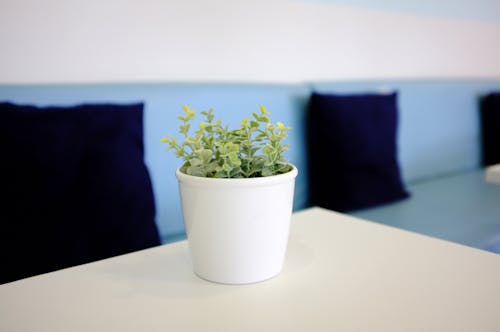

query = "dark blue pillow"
[480,92,500,166]
[307,92,409,212]
[0,102,160,284]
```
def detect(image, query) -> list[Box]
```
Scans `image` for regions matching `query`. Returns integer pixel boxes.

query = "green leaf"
[175,149,185,157]
[199,149,213,163]
[228,152,241,166]
[182,105,196,120]
[190,158,202,167]
[259,105,270,115]
[180,123,190,134]
[186,165,206,177]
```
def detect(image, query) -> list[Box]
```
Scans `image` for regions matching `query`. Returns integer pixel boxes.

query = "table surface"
[1,207,499,332]
[486,164,500,184]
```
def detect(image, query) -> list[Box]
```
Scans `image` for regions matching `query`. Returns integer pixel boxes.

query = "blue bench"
[2,80,500,252]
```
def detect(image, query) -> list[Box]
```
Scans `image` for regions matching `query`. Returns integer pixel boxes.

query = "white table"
[486,164,500,184]
[1,207,499,331]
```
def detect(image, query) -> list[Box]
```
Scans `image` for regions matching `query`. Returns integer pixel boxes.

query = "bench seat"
[350,169,500,252]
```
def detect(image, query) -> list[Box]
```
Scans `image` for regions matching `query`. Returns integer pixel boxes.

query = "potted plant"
[161,105,298,284]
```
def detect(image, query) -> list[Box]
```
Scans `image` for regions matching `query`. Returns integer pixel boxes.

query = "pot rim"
[176,164,298,187]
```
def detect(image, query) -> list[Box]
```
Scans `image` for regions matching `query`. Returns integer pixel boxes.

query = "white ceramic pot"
[176,165,298,284]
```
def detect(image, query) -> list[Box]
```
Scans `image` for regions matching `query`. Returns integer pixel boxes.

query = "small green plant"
[161,105,292,178]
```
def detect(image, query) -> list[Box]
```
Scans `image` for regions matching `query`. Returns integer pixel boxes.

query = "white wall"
[1,0,500,83]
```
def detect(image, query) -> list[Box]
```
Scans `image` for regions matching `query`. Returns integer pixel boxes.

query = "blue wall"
[305,0,500,22]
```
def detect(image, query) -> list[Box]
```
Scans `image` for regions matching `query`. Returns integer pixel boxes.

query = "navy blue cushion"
[480,92,500,166]
[307,92,409,212]
[0,102,160,284]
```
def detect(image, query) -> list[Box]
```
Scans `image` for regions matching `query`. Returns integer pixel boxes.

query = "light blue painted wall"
[303,0,500,22]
